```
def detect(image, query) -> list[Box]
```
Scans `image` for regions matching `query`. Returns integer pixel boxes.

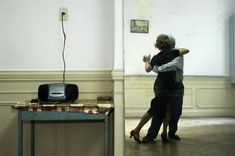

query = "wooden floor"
[125,117,235,156]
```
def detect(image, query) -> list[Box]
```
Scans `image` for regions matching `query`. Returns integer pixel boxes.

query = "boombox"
[38,83,78,103]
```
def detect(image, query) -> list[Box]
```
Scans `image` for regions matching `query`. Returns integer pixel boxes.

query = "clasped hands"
[143,54,160,73]
[143,54,151,62]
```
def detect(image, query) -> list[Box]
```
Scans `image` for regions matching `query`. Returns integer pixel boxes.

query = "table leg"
[31,121,35,156]
[18,111,23,156]
[104,117,108,156]
[109,110,114,156]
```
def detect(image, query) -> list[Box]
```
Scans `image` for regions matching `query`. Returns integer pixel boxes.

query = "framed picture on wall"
[130,19,149,33]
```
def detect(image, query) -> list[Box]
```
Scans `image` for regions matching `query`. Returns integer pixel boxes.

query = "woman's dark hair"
[154,34,172,50]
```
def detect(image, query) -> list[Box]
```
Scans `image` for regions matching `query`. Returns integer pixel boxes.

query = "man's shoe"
[142,136,155,143]
[169,134,181,141]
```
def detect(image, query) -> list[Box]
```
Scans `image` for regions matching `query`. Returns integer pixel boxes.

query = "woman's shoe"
[161,133,169,144]
[130,130,141,143]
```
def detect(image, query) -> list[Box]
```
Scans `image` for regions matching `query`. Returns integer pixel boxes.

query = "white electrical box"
[59,7,68,21]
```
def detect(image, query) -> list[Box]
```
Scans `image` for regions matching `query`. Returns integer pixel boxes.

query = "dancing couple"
[130,34,189,143]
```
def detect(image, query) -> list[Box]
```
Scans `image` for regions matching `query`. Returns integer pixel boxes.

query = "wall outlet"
[59,7,68,21]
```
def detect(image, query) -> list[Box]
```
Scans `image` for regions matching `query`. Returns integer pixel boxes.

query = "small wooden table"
[13,100,114,156]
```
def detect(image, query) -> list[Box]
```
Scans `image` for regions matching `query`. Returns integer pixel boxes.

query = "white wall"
[0,0,114,71]
[124,0,235,76]
[114,0,124,69]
